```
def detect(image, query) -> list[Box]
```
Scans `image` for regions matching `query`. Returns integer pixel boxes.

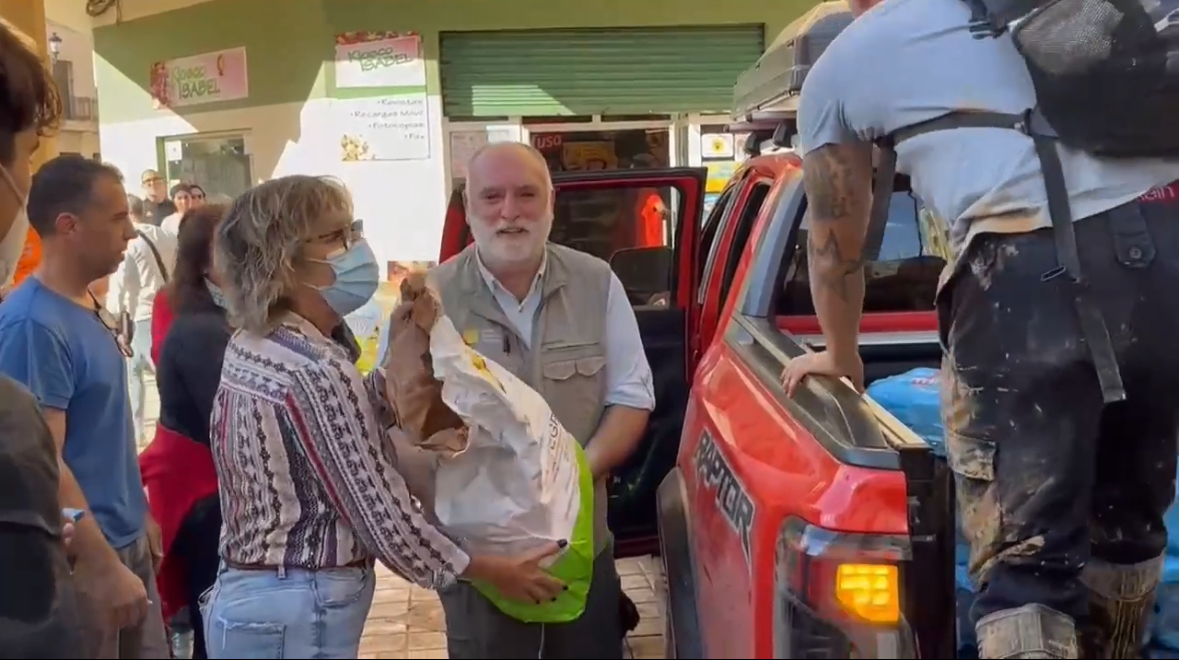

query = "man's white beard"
[469,213,552,269]
[0,207,29,288]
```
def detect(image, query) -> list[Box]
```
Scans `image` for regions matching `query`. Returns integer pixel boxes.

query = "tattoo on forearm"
[807,230,865,302]
[804,147,866,221]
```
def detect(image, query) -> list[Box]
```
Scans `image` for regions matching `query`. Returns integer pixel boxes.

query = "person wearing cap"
[138,169,174,227]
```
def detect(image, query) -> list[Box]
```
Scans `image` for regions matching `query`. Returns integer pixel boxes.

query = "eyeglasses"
[307,219,364,251]
[88,292,133,359]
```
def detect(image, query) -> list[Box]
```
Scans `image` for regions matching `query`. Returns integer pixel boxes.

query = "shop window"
[531,128,670,172]
[162,134,252,199]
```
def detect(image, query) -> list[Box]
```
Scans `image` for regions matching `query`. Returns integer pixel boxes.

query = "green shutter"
[441,26,765,118]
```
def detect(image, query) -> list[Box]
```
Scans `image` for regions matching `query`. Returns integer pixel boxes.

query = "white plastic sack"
[429,315,582,559]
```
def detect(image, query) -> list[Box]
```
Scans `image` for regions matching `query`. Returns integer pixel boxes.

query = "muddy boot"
[1080,556,1162,659]
[976,603,1080,659]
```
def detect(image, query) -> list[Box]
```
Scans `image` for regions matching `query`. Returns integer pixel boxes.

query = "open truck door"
[440,167,706,556]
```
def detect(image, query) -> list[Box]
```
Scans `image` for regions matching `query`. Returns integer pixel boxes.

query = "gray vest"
[430,243,613,554]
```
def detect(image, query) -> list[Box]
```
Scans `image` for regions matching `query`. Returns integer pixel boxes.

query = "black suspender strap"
[1028,128,1125,402]
[871,108,1125,403]
[863,145,897,262]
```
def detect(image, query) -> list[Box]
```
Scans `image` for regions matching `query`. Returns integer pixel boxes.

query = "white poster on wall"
[334,33,426,88]
[449,132,488,180]
[336,94,431,161]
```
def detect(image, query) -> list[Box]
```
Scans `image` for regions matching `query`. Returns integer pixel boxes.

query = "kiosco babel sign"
[150,47,249,110]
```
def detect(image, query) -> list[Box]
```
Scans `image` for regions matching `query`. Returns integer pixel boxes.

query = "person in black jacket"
[139,204,230,660]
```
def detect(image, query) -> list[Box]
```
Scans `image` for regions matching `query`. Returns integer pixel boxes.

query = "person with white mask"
[428,142,655,659]
[0,16,84,659]
[202,175,567,659]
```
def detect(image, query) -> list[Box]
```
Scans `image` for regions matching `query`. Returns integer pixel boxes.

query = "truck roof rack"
[730,1,854,124]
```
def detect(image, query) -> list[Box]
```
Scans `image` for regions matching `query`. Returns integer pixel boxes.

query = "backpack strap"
[960,0,1048,38]
[136,230,170,283]
[868,108,1125,403]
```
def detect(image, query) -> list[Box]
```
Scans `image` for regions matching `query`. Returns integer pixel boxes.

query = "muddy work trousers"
[939,198,1179,658]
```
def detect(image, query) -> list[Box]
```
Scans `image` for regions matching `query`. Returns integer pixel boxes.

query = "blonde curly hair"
[214,175,352,333]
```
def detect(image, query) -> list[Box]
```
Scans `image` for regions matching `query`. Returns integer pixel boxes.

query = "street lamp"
[48,33,62,63]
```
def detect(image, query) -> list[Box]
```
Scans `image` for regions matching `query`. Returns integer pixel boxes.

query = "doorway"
[160,132,253,199]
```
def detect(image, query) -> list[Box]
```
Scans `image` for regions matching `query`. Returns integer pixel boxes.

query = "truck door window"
[552,185,676,260]
[551,184,685,306]
[778,191,947,315]
[718,181,771,308]
[697,187,738,304]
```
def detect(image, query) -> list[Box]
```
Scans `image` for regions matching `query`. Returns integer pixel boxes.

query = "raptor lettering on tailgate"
[694,429,756,563]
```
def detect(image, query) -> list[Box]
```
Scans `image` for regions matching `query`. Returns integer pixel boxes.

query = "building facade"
[47,19,101,160]
[90,0,818,271]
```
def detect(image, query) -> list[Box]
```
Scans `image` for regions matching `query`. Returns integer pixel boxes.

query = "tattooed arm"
[781,142,874,395]
[804,142,874,360]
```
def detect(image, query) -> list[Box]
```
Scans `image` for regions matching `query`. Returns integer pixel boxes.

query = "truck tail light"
[773,517,918,658]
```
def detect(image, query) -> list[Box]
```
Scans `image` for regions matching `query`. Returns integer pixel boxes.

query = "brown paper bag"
[383,273,469,457]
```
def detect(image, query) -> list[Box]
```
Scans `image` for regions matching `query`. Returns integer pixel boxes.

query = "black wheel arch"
[656,468,704,659]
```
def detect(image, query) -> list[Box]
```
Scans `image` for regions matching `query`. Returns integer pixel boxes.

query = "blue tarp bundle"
[867,368,1179,658]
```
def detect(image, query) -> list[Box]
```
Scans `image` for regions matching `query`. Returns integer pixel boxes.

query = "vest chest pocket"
[540,344,607,443]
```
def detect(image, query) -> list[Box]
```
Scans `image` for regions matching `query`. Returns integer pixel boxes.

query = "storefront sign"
[336,94,431,161]
[335,32,426,89]
[150,48,248,109]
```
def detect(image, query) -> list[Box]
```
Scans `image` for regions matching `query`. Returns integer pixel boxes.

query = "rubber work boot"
[975,603,1080,659]
[1080,555,1162,659]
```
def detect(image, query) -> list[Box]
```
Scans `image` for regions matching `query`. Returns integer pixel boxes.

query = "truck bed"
[715,314,958,656]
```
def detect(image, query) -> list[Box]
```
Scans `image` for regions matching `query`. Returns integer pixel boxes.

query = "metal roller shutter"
[440,26,765,118]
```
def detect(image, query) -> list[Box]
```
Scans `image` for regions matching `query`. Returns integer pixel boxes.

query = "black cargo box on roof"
[731,1,853,123]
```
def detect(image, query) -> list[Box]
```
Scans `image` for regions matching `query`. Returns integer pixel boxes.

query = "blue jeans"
[127,319,154,443]
[200,564,375,659]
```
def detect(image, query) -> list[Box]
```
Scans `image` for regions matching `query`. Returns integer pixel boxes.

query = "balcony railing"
[63,96,98,122]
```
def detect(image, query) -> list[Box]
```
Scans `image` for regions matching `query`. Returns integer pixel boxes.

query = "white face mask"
[0,166,29,288]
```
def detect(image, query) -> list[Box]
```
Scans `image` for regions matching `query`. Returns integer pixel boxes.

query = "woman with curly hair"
[201,175,565,658]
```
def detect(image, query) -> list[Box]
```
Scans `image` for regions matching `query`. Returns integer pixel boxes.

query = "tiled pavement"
[358,557,667,659]
[139,377,667,659]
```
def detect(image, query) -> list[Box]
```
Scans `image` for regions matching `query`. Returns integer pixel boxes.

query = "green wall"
[94,0,822,123]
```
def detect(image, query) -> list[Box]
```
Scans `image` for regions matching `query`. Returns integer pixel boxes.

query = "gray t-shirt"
[797,0,1179,257]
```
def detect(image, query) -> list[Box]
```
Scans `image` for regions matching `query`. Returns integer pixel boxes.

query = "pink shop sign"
[150,47,249,110]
